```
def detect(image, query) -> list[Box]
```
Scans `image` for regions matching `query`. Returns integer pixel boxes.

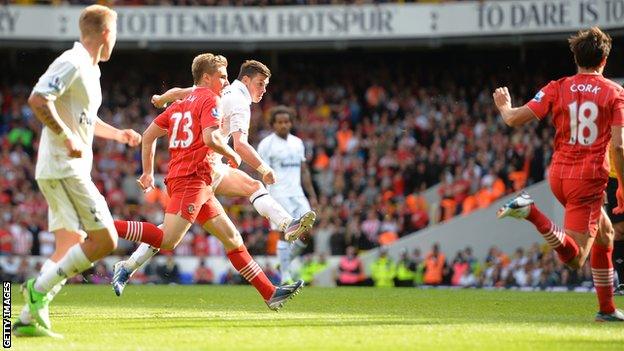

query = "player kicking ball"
[257,106,319,284]
[111,53,303,310]
[112,60,315,295]
[495,27,624,322]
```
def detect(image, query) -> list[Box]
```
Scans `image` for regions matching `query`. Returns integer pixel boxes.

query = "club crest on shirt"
[187,204,195,214]
[533,91,545,102]
[211,108,220,118]
[48,76,64,92]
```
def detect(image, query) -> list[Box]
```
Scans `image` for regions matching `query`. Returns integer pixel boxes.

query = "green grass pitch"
[9,285,624,350]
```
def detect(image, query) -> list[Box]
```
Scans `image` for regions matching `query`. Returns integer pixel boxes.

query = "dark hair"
[237,60,271,81]
[568,27,612,69]
[269,105,295,126]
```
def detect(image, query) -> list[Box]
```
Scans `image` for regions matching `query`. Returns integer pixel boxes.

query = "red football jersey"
[526,73,624,179]
[153,87,221,181]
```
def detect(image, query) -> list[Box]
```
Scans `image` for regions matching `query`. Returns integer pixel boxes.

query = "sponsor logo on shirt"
[211,108,220,118]
[533,91,545,102]
[187,204,195,214]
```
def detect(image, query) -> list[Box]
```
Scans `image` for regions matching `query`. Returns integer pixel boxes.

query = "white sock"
[289,239,307,261]
[125,243,160,272]
[34,244,92,293]
[277,240,292,283]
[250,189,293,231]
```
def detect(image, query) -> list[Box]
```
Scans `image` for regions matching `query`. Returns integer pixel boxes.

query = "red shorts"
[165,176,219,223]
[548,174,606,237]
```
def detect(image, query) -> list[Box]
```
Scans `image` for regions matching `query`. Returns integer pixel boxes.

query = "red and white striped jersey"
[526,73,624,179]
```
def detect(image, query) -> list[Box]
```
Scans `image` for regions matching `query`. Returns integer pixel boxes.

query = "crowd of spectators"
[337,242,596,290]
[0,49,566,260]
[2,45,623,292]
[5,0,467,6]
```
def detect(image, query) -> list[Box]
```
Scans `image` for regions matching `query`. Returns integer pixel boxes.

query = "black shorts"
[605,177,624,224]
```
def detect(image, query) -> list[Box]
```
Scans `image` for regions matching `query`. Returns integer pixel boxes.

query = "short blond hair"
[192,53,228,85]
[79,5,117,38]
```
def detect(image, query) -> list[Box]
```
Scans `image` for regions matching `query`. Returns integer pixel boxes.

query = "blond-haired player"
[15,5,141,337]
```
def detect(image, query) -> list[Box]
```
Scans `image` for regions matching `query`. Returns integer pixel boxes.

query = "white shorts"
[210,160,230,191]
[270,196,312,230]
[37,177,114,233]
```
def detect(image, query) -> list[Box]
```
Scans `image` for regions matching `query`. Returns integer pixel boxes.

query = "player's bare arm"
[94,117,142,146]
[203,126,241,168]
[493,87,537,127]
[152,87,193,109]
[611,126,624,214]
[28,92,82,158]
[232,130,276,184]
[301,161,318,208]
[138,122,167,191]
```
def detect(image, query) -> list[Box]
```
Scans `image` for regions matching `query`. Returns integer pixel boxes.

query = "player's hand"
[493,87,512,111]
[262,169,276,185]
[64,137,82,158]
[614,187,624,214]
[118,129,142,147]
[227,153,242,168]
[137,173,155,193]
[151,94,167,109]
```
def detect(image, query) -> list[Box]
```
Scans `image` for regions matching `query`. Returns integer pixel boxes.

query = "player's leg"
[602,176,624,294]
[277,197,312,284]
[613,223,624,294]
[111,213,189,295]
[24,177,117,330]
[112,177,205,296]
[498,177,598,269]
[215,167,315,241]
[199,198,303,310]
[591,209,623,321]
[15,179,86,334]
[16,228,84,329]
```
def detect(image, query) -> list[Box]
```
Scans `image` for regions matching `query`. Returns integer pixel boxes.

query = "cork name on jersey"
[570,84,600,94]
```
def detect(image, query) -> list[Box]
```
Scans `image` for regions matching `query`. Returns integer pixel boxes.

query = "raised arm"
[137,122,167,191]
[94,117,141,146]
[493,87,537,127]
[152,87,194,109]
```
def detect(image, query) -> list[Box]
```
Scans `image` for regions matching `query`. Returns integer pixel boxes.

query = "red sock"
[526,204,552,233]
[227,245,276,301]
[591,243,616,314]
[114,220,163,248]
[526,205,579,263]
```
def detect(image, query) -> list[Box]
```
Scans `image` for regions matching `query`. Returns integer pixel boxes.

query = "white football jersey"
[220,79,251,141]
[257,133,306,198]
[33,42,102,179]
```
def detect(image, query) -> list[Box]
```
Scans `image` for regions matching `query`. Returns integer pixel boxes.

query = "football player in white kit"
[112,60,316,289]
[257,106,319,284]
[14,5,141,337]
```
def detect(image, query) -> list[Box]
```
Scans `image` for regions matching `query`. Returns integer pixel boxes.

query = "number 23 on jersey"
[170,111,194,148]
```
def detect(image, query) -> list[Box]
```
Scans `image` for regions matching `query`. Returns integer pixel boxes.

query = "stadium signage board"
[0,1,622,45]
